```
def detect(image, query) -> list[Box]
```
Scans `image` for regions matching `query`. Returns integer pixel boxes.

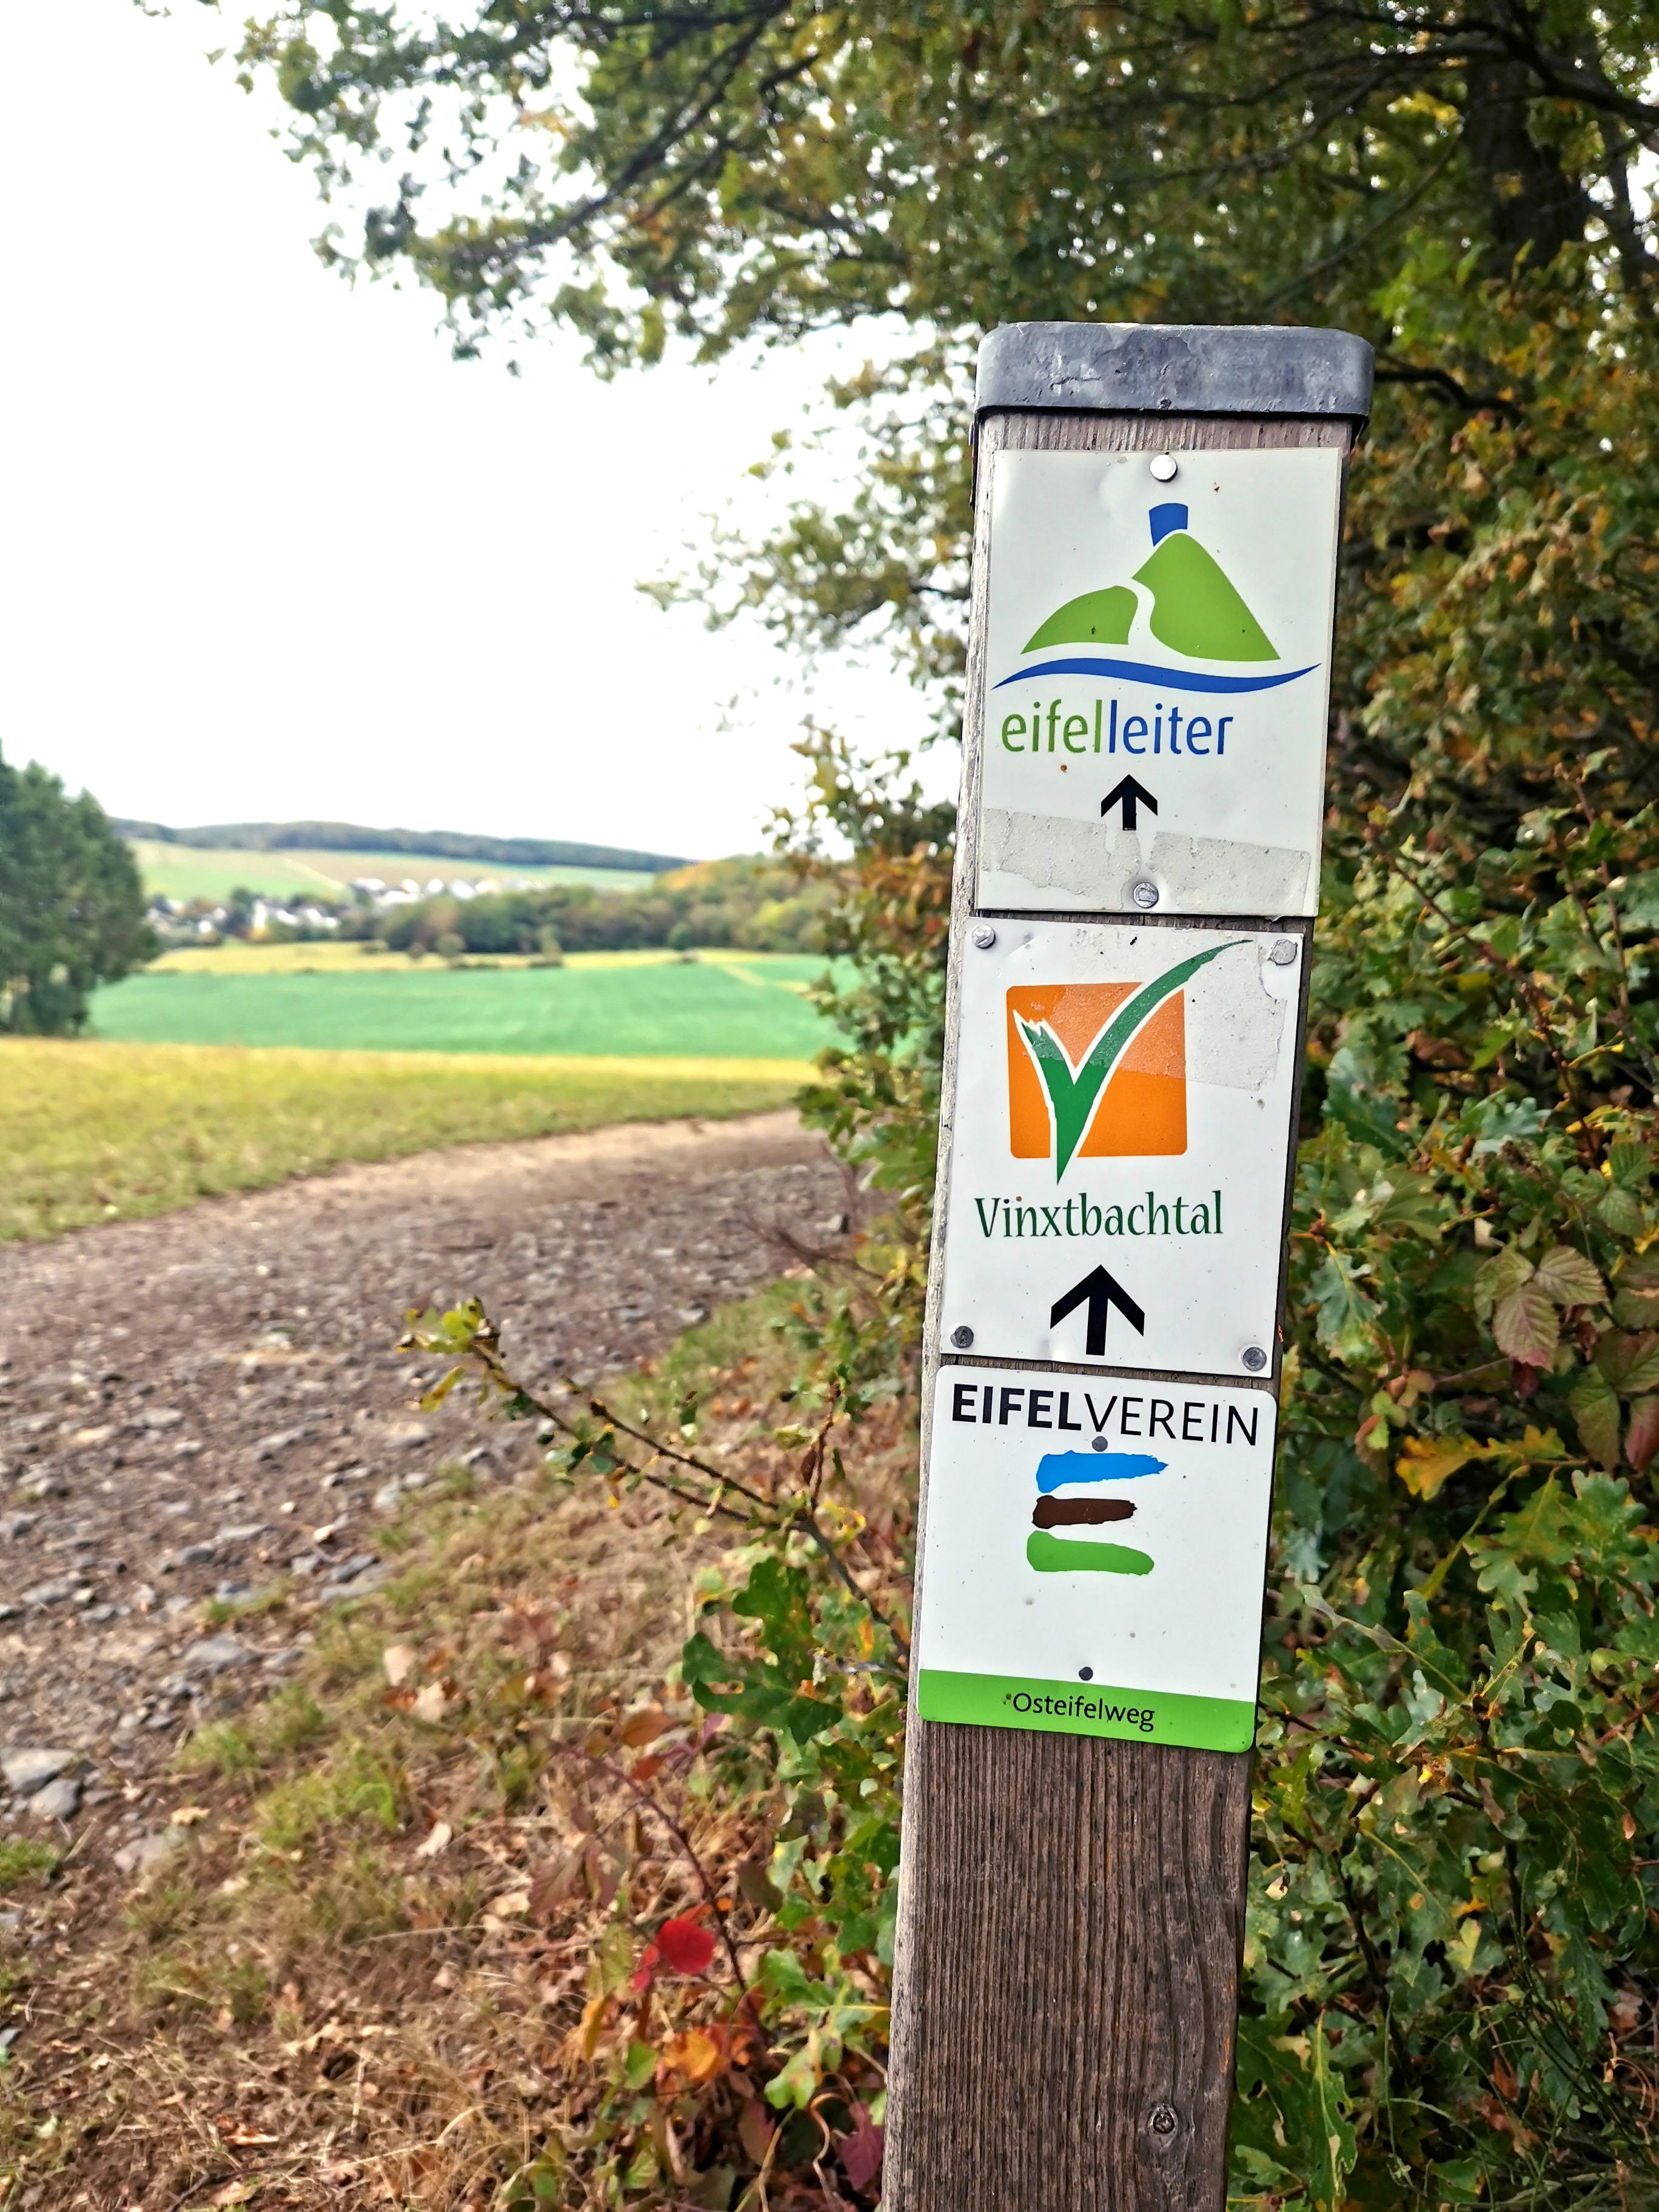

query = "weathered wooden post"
[885,324,1372,2211]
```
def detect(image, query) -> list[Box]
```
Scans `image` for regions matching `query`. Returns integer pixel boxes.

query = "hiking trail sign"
[913,1367,1279,1754]
[977,447,1344,917]
[936,916,1305,1378]
[885,323,1372,2212]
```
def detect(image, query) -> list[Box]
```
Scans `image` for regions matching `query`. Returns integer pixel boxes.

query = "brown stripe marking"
[1031,1496,1136,1529]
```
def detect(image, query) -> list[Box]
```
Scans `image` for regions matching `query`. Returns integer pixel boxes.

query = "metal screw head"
[1090,1434,1108,1452]
[1269,937,1298,967]
[1149,453,1178,483]
[970,922,997,950]
[1078,1666,1094,1681]
[1129,879,1160,911]
[950,1324,975,1350]
[1150,2103,1178,2137]
[1242,1346,1269,1373]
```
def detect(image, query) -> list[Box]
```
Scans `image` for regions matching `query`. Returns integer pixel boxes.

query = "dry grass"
[0,1040,808,1241]
[0,1285,912,2211]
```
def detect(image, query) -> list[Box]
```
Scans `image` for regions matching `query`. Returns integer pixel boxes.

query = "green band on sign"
[917,1668,1256,1753]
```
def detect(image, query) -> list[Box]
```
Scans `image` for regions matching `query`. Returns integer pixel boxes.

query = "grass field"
[130,840,659,903]
[0,1041,811,1241]
[93,953,841,1059]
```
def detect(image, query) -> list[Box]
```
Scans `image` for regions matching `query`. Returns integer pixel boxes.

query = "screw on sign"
[886,323,1370,2212]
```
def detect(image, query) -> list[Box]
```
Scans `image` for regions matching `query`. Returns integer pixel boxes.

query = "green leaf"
[1307,2017,1357,2212]
[1309,1252,1380,1363]
[1608,1140,1652,1188]
[1595,1185,1647,1238]
[1596,1331,1659,1396]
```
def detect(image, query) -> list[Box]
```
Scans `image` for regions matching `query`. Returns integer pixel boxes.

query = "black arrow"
[1101,774,1159,832]
[1049,1265,1146,1357]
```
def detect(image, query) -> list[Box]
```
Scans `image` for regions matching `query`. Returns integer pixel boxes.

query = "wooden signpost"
[885,324,1373,2211]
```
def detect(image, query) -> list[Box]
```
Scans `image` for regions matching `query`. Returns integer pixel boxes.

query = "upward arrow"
[1101,775,1159,833]
[1049,1265,1146,1358]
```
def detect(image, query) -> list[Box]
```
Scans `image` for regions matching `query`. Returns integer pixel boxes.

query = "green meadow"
[93,951,842,1059]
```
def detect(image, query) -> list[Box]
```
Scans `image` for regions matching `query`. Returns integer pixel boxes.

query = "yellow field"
[0,1039,810,1242]
[143,942,798,977]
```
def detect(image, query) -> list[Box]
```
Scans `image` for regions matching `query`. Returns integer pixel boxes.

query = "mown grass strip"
[0,1040,809,1242]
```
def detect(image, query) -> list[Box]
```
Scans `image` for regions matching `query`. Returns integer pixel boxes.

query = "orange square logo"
[1007,983,1187,1166]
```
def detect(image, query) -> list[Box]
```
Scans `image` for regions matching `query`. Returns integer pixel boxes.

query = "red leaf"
[654,1914,716,1977]
[1628,1396,1659,1474]
[839,2106,885,2192]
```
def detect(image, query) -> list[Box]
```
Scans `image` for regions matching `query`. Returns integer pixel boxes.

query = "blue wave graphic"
[1036,1450,1167,1493]
[995,656,1318,695]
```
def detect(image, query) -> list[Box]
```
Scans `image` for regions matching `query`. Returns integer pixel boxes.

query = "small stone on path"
[181,1634,255,1673]
[28,1775,81,1821]
[2,1747,75,1794]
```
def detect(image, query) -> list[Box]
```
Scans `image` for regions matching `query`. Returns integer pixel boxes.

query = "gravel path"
[0,1111,845,1843]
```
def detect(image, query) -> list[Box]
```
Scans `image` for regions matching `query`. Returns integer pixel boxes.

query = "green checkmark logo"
[1014,942,1244,1179]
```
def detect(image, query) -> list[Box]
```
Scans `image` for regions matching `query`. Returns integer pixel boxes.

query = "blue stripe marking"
[995,657,1319,695]
[1036,1450,1168,1493]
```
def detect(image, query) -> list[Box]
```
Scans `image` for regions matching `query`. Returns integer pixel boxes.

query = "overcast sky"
[0,2,948,860]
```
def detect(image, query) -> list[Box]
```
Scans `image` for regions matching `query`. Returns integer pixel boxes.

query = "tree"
[228,5,1659,2199]
[0,749,155,1033]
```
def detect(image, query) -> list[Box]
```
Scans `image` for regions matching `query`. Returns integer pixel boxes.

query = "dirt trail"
[0,1111,845,1843]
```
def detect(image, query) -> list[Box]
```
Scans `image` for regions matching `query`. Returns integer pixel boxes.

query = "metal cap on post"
[888,320,1372,2212]
[975,318,1375,419]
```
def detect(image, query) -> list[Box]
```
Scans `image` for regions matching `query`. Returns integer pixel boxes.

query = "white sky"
[0,1,950,860]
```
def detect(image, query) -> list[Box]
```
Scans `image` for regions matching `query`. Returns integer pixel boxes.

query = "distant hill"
[114,820,686,876]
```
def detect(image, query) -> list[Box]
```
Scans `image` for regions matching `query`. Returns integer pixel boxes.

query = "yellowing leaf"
[659,2026,726,2085]
[1396,1436,1481,1500]
[382,1644,418,1688]
[1531,1245,1606,1309]
[413,1681,453,1724]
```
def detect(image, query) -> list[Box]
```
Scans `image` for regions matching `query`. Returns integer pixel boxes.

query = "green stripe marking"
[1025,1529,1153,1576]
[917,1668,1256,1753]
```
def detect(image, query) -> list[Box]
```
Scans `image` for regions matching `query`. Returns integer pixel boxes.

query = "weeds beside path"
[0,1040,809,1241]
[0,1278,908,2210]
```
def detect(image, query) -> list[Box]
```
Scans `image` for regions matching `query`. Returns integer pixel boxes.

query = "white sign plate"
[976,446,1342,917]
[939,918,1301,1379]
[915,1365,1276,1751]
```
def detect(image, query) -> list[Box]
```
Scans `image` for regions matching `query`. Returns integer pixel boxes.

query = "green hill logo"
[997,503,1316,699]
